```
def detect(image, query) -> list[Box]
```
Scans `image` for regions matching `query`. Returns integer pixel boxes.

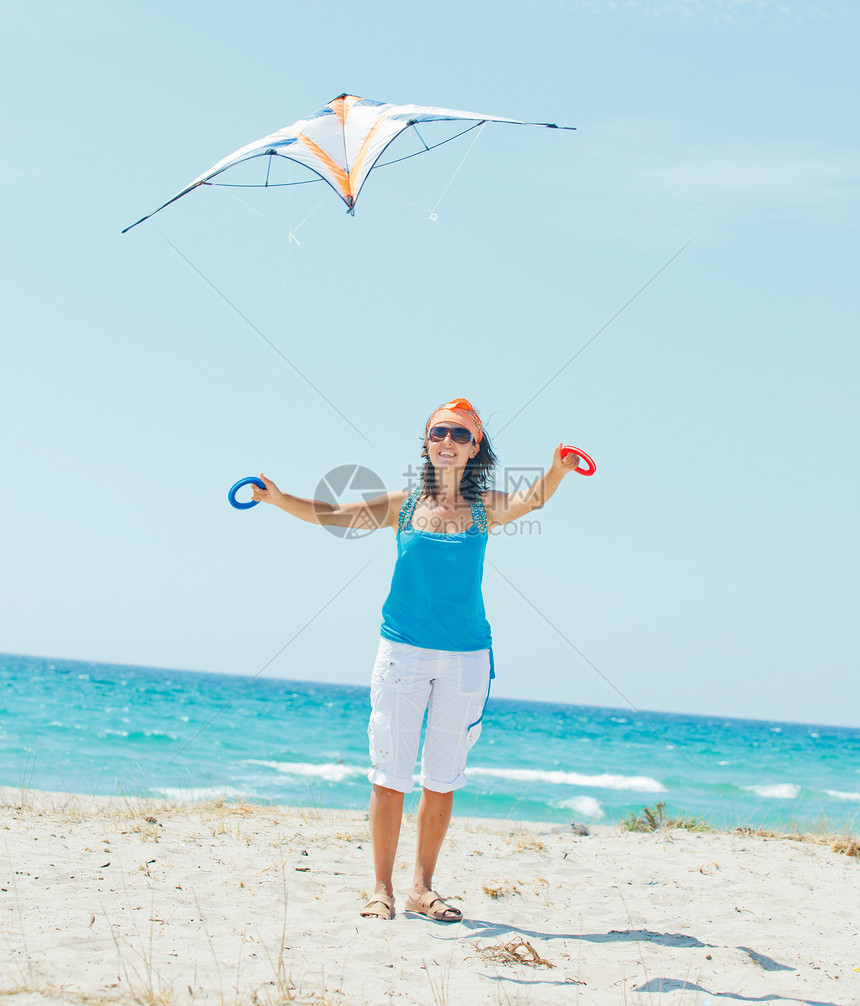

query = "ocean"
[2,652,858,832]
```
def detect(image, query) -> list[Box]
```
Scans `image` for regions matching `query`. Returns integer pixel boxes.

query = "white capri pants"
[367,637,492,794]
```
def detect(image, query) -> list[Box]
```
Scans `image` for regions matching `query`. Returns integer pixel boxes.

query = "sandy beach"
[1,787,858,1006]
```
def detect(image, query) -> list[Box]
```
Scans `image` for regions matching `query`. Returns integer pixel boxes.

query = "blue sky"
[3,0,858,727]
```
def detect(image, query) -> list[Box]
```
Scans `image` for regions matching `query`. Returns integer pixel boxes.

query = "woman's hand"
[251,473,285,506]
[552,443,581,476]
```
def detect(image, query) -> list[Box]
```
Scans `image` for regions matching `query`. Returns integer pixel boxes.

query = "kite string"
[157,230,375,448]
[269,180,294,428]
[213,183,328,243]
[412,128,435,221]
[212,184,290,432]
[290,193,329,236]
[213,184,294,237]
[431,122,487,215]
[496,234,698,437]
[487,560,693,766]
[275,168,294,348]
[274,180,297,364]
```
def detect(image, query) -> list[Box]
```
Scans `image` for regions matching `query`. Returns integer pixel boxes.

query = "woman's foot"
[404,888,463,922]
[360,891,394,920]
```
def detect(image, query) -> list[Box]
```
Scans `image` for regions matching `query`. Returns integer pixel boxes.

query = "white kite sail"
[123,93,574,231]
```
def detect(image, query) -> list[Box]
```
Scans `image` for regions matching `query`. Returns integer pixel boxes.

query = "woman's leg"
[365,640,431,916]
[368,783,405,898]
[411,787,454,895]
[406,650,489,919]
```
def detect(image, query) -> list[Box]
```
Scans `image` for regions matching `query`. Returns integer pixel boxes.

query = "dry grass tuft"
[0,980,180,1006]
[203,797,259,818]
[735,826,860,858]
[832,836,860,857]
[482,881,520,899]
[251,975,346,1005]
[505,831,546,852]
[473,936,554,968]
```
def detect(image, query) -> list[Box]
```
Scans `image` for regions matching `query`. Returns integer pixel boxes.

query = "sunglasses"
[428,425,474,444]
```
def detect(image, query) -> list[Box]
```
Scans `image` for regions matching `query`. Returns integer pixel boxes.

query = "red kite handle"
[561,445,596,476]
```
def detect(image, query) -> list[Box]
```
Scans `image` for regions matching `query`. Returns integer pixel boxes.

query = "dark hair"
[419,430,498,502]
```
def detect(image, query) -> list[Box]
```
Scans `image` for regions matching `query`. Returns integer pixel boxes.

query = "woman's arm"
[251,474,407,532]
[483,444,582,529]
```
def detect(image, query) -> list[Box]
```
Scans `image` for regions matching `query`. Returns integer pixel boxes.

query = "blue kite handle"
[228,476,266,510]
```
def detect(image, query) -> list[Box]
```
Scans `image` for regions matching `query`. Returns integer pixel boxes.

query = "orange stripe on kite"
[330,94,360,129]
[330,96,347,127]
[348,117,389,191]
[296,132,351,201]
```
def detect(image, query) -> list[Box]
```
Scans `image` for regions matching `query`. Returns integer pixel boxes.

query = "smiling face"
[426,422,479,471]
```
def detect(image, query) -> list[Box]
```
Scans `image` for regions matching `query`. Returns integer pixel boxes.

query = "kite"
[122,93,574,232]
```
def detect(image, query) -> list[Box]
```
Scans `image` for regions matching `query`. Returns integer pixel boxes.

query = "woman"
[251,398,582,922]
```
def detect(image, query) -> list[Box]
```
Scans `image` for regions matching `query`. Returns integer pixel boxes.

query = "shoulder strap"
[469,495,488,535]
[398,487,422,533]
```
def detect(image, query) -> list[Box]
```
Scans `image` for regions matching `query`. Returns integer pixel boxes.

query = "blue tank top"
[380,488,492,652]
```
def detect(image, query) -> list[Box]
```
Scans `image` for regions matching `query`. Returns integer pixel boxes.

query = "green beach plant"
[622,802,710,833]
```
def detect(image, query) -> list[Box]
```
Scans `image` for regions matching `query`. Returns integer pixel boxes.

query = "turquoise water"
[2,652,859,832]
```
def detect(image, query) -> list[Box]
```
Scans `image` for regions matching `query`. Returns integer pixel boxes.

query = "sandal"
[360,892,394,920]
[405,889,463,922]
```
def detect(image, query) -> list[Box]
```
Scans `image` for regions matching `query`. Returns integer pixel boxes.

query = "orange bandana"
[426,398,483,444]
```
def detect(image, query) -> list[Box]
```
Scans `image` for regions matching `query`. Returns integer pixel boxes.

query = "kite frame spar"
[122,93,574,232]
